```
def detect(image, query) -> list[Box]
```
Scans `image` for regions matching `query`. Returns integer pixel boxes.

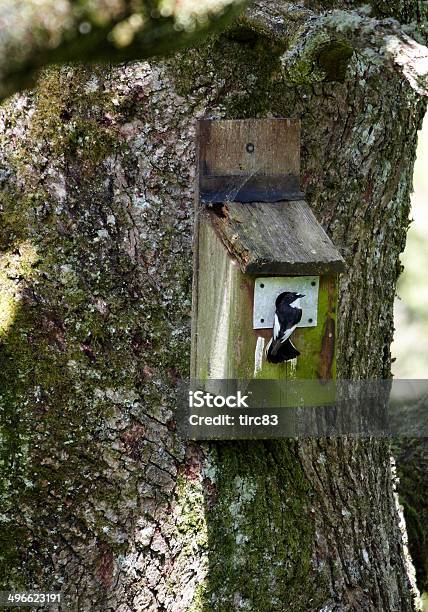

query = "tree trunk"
[0,1,426,610]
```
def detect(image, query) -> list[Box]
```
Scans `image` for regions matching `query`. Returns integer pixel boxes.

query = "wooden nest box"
[191,118,345,381]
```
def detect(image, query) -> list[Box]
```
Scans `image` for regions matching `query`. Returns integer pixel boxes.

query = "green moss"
[170,30,287,119]
[189,582,209,612]
[27,66,118,166]
[176,474,208,549]
[370,0,428,25]
[198,441,319,611]
[317,40,354,82]
[303,0,428,26]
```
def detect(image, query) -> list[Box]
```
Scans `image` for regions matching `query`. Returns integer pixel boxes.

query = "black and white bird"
[266,291,304,363]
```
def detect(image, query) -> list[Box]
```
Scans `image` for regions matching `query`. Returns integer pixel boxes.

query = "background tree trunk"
[0,1,426,610]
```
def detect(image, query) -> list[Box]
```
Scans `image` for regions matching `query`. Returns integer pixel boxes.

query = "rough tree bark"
[0,1,426,610]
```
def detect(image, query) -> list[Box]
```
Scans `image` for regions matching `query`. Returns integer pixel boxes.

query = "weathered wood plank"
[198,118,300,178]
[207,200,346,275]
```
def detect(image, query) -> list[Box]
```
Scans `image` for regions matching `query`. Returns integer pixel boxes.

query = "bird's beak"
[298,293,305,298]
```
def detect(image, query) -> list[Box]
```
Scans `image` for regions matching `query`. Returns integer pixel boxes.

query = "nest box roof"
[197,118,345,275]
[206,200,345,275]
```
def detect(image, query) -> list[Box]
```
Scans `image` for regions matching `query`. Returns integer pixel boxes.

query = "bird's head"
[276,291,305,307]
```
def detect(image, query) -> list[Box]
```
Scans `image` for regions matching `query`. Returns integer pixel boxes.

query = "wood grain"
[207,200,346,275]
[198,118,300,177]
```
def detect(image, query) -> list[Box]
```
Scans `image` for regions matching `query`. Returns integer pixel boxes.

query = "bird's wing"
[273,313,280,340]
[283,306,302,330]
[280,324,296,343]
[279,306,302,342]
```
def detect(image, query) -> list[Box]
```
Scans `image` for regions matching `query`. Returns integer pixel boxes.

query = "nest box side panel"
[191,216,255,379]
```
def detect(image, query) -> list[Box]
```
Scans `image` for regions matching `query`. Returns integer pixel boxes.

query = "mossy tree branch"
[0,0,248,100]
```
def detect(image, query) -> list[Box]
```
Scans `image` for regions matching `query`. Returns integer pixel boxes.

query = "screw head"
[308,318,313,323]
[260,283,264,288]
[311,281,316,287]
[246,143,255,153]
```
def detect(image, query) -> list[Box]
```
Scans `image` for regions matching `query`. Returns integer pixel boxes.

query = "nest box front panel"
[252,274,338,382]
[190,118,345,385]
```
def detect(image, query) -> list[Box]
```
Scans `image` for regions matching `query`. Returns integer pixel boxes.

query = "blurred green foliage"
[393,116,428,379]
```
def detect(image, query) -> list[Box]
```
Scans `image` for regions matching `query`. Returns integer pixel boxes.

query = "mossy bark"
[0,1,426,610]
